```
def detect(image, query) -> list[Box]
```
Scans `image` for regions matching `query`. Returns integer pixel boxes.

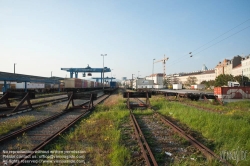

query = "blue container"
[110,82,116,88]
[2,84,10,92]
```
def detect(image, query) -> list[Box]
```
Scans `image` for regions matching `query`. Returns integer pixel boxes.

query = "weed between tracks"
[0,115,36,136]
[151,96,250,166]
[42,93,131,166]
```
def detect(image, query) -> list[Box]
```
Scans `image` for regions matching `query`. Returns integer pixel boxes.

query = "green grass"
[0,116,36,135]
[151,96,250,166]
[133,109,153,115]
[184,98,250,113]
[42,93,131,166]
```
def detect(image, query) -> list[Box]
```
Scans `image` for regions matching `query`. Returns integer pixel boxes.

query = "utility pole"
[14,63,17,74]
[101,54,107,89]
[131,74,135,89]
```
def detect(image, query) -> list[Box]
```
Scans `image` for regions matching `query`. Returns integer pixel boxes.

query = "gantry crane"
[154,54,169,78]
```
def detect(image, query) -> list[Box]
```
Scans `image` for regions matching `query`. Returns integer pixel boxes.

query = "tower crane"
[154,54,169,78]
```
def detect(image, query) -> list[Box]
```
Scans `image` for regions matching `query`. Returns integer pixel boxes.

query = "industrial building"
[122,73,164,89]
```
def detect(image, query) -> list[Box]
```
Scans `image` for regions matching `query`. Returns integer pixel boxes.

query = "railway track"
[0,90,104,117]
[125,92,231,165]
[0,93,67,105]
[0,96,68,117]
[130,111,158,166]
[0,93,110,166]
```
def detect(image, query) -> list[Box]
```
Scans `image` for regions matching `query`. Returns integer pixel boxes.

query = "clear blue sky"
[1,0,250,80]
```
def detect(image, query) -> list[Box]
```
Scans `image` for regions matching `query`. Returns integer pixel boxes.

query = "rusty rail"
[130,111,158,166]
[0,97,69,117]
[154,112,231,165]
[0,93,110,166]
[123,92,151,109]
[136,95,231,165]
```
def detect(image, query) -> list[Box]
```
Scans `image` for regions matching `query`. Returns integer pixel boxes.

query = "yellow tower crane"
[154,54,169,79]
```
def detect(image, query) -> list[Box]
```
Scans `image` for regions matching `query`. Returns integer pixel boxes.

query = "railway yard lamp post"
[51,71,52,77]
[14,63,17,74]
[132,74,135,89]
[101,54,107,89]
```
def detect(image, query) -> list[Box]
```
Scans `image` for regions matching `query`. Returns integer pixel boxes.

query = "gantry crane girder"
[61,65,111,79]
[154,54,169,78]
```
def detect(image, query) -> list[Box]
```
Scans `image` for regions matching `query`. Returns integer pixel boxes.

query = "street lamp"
[152,59,155,80]
[101,54,107,89]
[51,71,53,77]
[14,63,17,74]
[132,74,135,89]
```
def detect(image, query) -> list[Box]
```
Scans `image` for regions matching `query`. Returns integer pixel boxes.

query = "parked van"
[228,81,240,87]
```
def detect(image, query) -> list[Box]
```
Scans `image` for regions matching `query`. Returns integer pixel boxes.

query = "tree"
[200,80,209,88]
[214,74,234,87]
[208,80,215,87]
[200,80,215,89]
[234,75,249,85]
[185,76,197,87]
[163,77,171,87]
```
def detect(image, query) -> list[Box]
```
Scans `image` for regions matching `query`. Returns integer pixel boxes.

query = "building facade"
[241,55,250,78]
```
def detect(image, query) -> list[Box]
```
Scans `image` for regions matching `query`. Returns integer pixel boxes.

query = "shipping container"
[51,84,59,88]
[153,85,164,89]
[64,78,82,88]
[81,80,85,88]
[45,83,51,89]
[94,82,98,87]
[191,84,205,90]
[243,82,250,87]
[90,81,94,88]
[173,84,182,90]
[16,82,45,89]
[84,80,89,88]
[64,79,75,88]
[214,87,250,99]
[76,78,82,88]
[110,82,117,88]
[0,84,16,91]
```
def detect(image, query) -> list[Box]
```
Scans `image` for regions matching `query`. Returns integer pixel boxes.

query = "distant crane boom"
[154,54,169,78]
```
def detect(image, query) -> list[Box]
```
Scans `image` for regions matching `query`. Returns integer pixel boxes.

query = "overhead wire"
[165,18,250,71]
[193,25,250,56]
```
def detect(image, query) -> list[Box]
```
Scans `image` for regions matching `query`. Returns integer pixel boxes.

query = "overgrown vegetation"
[214,74,235,86]
[151,96,250,165]
[0,116,36,136]
[42,93,131,166]
[182,98,250,121]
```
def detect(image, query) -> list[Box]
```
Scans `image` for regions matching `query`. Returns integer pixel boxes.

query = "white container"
[153,85,164,89]
[173,84,182,90]
[16,82,45,89]
[192,84,205,90]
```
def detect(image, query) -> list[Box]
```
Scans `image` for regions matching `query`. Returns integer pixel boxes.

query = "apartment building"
[175,69,215,85]
[241,55,250,78]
